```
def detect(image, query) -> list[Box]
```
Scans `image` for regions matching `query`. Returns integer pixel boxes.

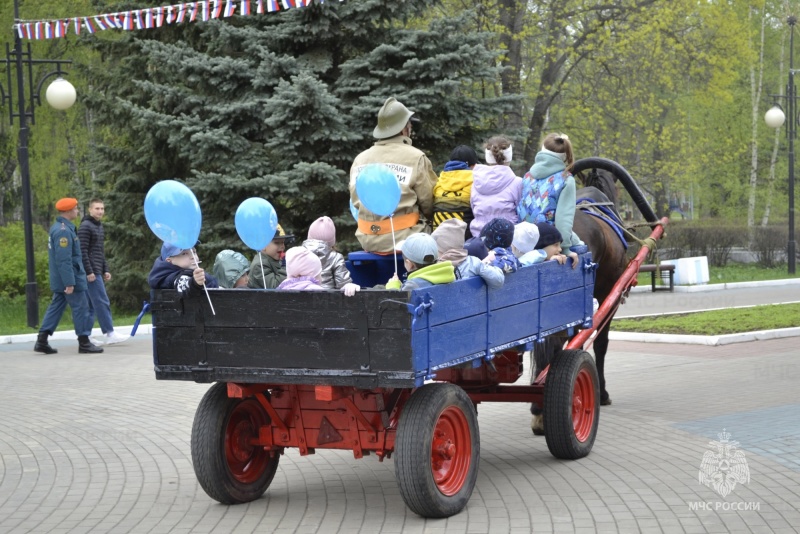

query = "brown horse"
[531,158,656,428]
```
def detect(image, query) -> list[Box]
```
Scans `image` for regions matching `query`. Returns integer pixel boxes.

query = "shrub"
[753,226,789,268]
[658,219,747,267]
[0,222,51,298]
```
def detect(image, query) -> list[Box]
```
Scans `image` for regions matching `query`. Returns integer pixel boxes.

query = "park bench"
[638,263,675,292]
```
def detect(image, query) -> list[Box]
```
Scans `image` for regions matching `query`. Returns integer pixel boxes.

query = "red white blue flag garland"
[15,0,339,40]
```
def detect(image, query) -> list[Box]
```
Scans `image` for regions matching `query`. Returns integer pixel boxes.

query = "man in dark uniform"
[34,198,103,354]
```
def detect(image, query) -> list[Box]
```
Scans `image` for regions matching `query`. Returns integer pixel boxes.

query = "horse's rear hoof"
[601,396,612,406]
[531,414,545,435]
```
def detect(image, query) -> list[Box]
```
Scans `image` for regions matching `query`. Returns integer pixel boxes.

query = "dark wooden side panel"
[153,327,207,366]
[368,329,415,371]
[152,289,412,330]
[156,325,413,372]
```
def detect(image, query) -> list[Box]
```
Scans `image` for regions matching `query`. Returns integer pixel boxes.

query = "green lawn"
[613,303,800,335]
[0,296,150,336]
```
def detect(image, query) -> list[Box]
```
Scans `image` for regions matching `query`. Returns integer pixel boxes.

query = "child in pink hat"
[303,216,360,296]
[277,247,325,291]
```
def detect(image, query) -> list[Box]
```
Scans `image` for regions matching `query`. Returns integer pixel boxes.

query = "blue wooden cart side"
[406,250,595,386]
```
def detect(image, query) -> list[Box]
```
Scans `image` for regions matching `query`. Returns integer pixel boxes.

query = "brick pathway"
[1,337,798,533]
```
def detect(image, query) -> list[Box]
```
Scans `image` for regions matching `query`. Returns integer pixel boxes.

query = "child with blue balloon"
[148,243,219,295]
[247,225,292,289]
[386,233,455,291]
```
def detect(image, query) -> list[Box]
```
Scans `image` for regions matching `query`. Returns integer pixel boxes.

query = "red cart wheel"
[543,349,600,459]
[192,382,280,504]
[395,383,479,518]
[431,406,472,496]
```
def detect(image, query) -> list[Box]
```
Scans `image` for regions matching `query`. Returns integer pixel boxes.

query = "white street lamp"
[45,77,77,110]
[765,105,786,129]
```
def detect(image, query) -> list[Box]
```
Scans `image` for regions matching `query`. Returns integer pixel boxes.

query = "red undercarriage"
[227,350,543,460]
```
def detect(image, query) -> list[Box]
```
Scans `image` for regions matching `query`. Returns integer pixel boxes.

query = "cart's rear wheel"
[395,383,479,518]
[543,349,599,459]
[191,382,280,504]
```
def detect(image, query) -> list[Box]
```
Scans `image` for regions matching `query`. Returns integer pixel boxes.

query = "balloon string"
[191,249,216,315]
[390,215,398,280]
[258,252,266,289]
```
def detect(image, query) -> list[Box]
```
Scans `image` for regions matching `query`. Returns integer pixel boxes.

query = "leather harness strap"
[357,212,420,235]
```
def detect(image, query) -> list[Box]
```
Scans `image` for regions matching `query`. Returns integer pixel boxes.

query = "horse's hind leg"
[594,322,612,405]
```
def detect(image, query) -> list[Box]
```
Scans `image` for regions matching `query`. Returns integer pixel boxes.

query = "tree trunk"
[498,0,525,133]
[763,13,788,227]
[747,5,767,241]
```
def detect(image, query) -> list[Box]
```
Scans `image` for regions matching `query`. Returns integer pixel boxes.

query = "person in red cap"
[34,198,103,354]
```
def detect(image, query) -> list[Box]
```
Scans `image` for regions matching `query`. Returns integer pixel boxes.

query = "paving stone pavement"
[1,336,799,533]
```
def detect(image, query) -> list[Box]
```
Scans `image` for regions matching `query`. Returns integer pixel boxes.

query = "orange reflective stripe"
[357,212,420,235]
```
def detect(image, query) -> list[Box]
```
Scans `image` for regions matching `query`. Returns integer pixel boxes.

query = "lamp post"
[1,1,76,328]
[765,15,797,275]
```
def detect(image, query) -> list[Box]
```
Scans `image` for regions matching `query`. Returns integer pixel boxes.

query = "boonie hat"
[401,233,439,265]
[55,198,78,211]
[373,97,415,140]
[535,223,563,250]
[512,222,540,254]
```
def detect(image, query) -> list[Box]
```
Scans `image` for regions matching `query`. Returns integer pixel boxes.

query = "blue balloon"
[235,197,278,251]
[144,180,202,249]
[355,164,401,217]
[349,199,359,222]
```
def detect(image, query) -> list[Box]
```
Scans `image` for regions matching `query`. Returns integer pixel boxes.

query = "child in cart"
[148,243,219,295]
[517,132,584,250]
[279,245,361,295]
[516,223,578,268]
[430,218,504,289]
[479,218,521,274]
[387,233,455,291]
[302,216,360,296]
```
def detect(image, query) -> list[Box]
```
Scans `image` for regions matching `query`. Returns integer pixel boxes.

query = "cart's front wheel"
[191,382,280,504]
[543,349,600,459]
[395,383,479,518]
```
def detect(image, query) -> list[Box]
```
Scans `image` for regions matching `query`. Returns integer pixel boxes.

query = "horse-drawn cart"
[150,157,668,518]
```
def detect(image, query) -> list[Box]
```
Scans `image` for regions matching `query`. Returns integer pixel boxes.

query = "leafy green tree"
[0,0,98,226]
[83,1,511,307]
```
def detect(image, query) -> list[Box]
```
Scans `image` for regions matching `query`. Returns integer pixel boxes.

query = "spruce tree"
[83,0,511,307]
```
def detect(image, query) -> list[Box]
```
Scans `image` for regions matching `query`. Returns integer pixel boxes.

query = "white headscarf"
[485,146,513,165]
